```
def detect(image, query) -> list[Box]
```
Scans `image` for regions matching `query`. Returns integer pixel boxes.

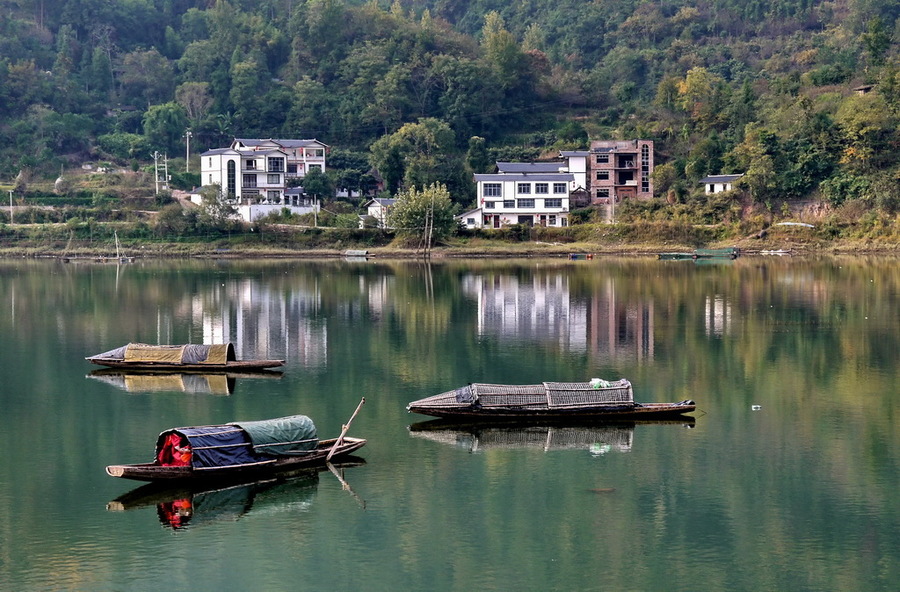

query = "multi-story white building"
[200,138,327,203]
[231,139,327,180]
[473,160,575,229]
[199,138,327,221]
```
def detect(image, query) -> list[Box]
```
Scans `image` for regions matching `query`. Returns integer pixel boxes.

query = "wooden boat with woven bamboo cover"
[86,343,284,371]
[106,400,367,483]
[407,379,695,420]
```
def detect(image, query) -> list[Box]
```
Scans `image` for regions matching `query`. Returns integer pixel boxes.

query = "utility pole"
[152,151,160,194]
[185,130,192,172]
[8,190,12,224]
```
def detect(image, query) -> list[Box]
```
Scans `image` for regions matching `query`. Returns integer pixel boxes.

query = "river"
[0,255,897,591]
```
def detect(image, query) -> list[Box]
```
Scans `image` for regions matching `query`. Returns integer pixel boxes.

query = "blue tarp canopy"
[156,415,319,470]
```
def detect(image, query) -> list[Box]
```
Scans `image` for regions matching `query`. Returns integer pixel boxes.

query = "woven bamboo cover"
[473,383,546,407]
[543,381,634,408]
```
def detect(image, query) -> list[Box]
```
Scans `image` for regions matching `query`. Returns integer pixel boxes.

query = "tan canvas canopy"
[93,343,237,365]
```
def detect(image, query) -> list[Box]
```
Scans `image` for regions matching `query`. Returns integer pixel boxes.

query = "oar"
[326,397,365,461]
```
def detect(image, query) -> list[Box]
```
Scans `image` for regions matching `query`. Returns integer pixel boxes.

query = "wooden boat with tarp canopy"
[106,400,367,482]
[86,343,284,371]
[407,379,695,420]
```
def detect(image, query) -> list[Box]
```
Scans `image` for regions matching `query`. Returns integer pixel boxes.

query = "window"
[268,157,285,172]
[517,199,535,208]
[535,183,548,194]
[549,215,557,226]
[308,164,322,173]
[245,160,256,170]
[596,188,610,198]
[641,144,651,192]
[503,200,515,208]
[596,170,609,180]
[553,183,567,193]
[485,201,496,209]
[268,174,281,184]
[267,191,280,202]
[517,183,531,194]
[545,198,562,208]
[595,154,609,164]
[287,163,297,175]
[483,183,501,197]
[243,174,257,188]
[227,161,236,195]
[466,217,475,225]
[306,149,324,158]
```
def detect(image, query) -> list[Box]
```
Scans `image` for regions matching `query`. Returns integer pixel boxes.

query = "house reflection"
[462,271,658,362]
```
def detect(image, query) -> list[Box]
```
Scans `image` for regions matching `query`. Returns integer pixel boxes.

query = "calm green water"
[0,256,897,592]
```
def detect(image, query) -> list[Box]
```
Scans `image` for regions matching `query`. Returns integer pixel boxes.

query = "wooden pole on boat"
[327,397,365,461]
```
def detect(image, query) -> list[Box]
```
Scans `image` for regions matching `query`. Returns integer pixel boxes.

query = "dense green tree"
[369,118,470,201]
[728,124,778,202]
[301,167,334,202]
[120,49,176,107]
[465,136,491,174]
[835,93,896,171]
[861,17,891,66]
[143,102,189,154]
[387,182,457,245]
[175,82,214,124]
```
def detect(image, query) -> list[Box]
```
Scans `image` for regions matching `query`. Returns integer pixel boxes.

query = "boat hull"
[87,359,284,371]
[106,437,367,482]
[407,402,696,420]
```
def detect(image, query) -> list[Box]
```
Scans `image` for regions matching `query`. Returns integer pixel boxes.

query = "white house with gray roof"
[198,138,327,222]
[474,170,574,228]
[700,174,744,194]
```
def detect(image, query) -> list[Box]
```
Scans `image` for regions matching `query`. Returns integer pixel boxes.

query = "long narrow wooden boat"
[658,247,740,260]
[86,343,284,371]
[106,400,367,482]
[407,379,695,420]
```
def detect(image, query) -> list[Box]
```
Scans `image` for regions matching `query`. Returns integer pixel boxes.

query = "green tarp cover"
[230,415,318,456]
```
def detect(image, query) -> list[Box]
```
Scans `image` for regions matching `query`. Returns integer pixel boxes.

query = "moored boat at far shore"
[86,343,284,371]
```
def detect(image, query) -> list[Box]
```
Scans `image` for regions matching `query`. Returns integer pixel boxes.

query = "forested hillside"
[0,0,897,212]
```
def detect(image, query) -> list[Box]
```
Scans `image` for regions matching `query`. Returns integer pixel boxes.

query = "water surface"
[0,256,897,591]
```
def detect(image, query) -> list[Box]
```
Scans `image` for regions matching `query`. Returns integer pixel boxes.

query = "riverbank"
[1,219,897,259]
[2,236,897,260]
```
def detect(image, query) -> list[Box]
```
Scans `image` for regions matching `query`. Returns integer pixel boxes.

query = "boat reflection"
[87,368,283,395]
[408,419,695,454]
[106,459,365,529]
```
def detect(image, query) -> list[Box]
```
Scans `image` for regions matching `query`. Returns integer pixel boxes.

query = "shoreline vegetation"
[1,220,897,260]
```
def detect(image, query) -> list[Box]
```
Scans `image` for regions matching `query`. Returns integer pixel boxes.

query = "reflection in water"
[107,460,365,530]
[87,369,282,395]
[462,269,658,361]
[408,419,695,454]
[0,258,897,590]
